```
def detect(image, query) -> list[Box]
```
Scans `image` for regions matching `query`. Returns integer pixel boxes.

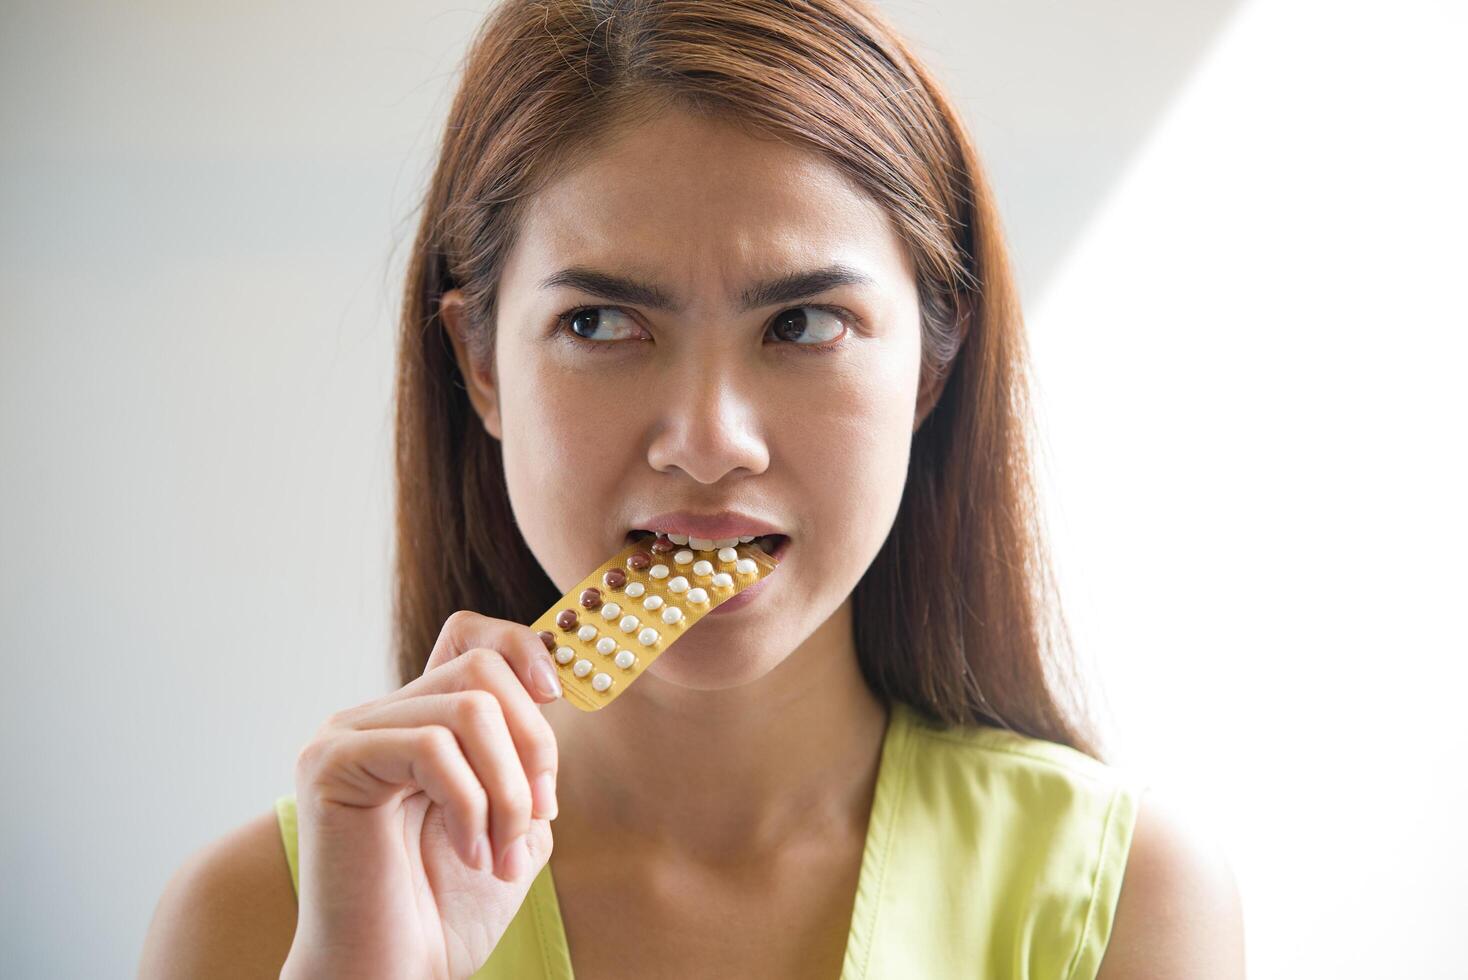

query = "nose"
[645,374,771,484]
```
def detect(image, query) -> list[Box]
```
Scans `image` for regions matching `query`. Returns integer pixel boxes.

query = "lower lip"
[709,571,772,614]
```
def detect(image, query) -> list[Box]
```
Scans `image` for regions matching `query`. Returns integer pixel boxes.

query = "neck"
[544,597,890,863]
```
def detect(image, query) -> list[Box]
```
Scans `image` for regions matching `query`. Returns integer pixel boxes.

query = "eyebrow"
[536,263,877,314]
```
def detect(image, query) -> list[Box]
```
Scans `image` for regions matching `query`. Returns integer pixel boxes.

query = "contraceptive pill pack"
[530,532,779,710]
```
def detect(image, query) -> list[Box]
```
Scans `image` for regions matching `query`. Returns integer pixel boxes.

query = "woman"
[142,0,1244,976]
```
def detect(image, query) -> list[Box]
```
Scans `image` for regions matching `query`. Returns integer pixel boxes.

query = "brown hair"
[391,0,1105,759]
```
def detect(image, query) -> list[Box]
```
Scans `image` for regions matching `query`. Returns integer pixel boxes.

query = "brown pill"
[603,568,627,590]
[579,587,602,609]
[537,630,555,652]
[556,609,578,631]
[627,551,652,571]
[650,537,676,553]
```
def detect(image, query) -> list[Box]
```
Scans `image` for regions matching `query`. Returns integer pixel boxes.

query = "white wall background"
[2,0,1462,975]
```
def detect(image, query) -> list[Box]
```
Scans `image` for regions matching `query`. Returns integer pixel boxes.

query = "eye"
[766,305,849,349]
[556,306,643,345]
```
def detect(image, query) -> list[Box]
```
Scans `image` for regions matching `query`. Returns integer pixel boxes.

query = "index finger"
[419,609,563,702]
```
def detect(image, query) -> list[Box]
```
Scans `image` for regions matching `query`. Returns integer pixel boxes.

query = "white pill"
[573,659,593,677]
[625,582,645,598]
[735,557,757,574]
[649,564,669,579]
[642,594,664,610]
[600,602,622,620]
[738,535,754,542]
[614,649,636,669]
[686,587,709,604]
[577,625,597,642]
[715,538,738,549]
[712,572,734,588]
[689,537,715,551]
[668,533,689,545]
[637,627,660,646]
[619,615,639,633]
[661,606,684,624]
[667,575,690,593]
[717,547,738,562]
[692,559,713,576]
[591,672,613,692]
[674,549,694,565]
[555,646,575,664]
[596,637,616,654]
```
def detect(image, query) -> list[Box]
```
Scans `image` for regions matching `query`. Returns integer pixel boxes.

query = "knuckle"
[293,738,323,777]
[442,609,479,638]
[488,775,533,823]
[320,707,352,731]
[295,733,342,782]
[452,689,504,729]
[414,724,457,761]
[458,647,505,689]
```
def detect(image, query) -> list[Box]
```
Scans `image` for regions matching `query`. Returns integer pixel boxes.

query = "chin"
[639,634,792,691]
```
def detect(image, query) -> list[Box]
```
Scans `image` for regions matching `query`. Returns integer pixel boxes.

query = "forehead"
[504,109,914,303]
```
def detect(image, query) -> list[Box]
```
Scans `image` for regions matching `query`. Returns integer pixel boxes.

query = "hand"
[281,611,564,980]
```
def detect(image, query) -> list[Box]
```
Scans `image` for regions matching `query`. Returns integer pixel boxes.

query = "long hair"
[391,0,1105,759]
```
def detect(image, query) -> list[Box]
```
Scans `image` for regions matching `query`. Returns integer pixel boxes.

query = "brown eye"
[560,306,639,343]
[768,306,846,346]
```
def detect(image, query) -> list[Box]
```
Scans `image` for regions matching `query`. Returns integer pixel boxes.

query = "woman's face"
[445,108,924,690]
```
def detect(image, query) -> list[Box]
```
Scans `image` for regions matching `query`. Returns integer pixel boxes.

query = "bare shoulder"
[138,808,298,979]
[1095,787,1246,980]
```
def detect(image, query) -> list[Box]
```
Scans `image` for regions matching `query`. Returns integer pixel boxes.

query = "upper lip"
[626,510,788,540]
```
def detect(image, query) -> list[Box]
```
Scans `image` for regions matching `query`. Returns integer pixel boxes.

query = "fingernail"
[532,770,559,820]
[531,657,562,699]
[499,835,530,880]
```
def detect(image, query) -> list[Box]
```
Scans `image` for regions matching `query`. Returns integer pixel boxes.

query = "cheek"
[495,357,629,586]
[780,348,918,550]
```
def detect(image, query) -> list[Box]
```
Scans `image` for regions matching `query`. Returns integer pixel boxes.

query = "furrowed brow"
[537,263,876,315]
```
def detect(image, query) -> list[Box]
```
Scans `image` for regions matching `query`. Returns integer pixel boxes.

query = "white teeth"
[635,529,782,551]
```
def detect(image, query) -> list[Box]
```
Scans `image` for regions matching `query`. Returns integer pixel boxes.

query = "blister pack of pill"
[530,532,780,711]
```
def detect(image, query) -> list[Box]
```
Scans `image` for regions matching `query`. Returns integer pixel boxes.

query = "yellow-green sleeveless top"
[275,700,1141,979]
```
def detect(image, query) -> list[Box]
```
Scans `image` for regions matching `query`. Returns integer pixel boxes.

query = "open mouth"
[623,529,791,565]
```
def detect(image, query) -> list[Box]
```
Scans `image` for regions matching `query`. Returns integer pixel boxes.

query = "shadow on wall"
[890,0,1248,304]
